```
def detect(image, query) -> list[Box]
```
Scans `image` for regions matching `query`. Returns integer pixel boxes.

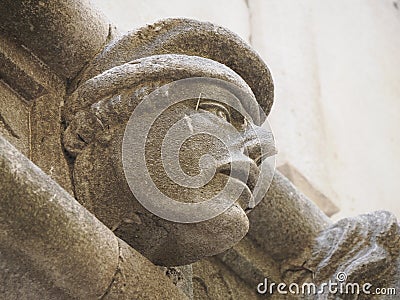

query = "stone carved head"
[63,18,276,266]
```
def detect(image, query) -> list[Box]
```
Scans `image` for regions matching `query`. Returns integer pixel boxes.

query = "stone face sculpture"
[1,1,400,298]
[62,19,276,266]
[62,17,400,297]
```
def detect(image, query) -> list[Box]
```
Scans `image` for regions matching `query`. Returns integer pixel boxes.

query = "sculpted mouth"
[217,163,259,213]
[217,163,259,192]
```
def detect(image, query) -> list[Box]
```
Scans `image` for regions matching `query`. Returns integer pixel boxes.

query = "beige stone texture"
[0,0,110,79]
[0,135,187,299]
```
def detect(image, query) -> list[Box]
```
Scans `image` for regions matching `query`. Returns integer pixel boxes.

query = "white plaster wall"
[249,0,400,220]
[91,0,250,42]
[91,0,400,220]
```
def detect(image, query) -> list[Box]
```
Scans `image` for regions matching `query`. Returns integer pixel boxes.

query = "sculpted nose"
[243,124,276,165]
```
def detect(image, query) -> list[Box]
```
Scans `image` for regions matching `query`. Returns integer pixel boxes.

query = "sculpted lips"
[217,160,260,212]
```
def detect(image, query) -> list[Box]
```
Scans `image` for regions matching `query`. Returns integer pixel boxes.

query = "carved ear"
[72,18,274,116]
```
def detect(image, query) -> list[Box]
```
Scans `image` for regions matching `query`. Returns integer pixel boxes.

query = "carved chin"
[149,203,250,266]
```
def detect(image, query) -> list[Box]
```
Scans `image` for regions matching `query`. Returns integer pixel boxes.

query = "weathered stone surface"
[192,257,262,300]
[245,170,400,299]
[0,81,30,156]
[0,135,117,298]
[0,0,110,79]
[0,135,187,299]
[161,265,194,299]
[71,120,251,266]
[102,240,188,300]
[63,16,400,299]
[72,18,274,117]
[248,171,332,262]
[0,34,74,193]
[216,236,281,289]
[303,211,400,299]
[64,54,258,130]
[0,33,66,97]
[1,2,400,298]
[30,92,74,194]
[65,53,275,266]
[0,243,72,300]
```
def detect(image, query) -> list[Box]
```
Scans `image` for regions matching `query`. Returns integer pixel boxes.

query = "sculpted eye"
[198,101,231,123]
[216,109,229,121]
[241,117,248,130]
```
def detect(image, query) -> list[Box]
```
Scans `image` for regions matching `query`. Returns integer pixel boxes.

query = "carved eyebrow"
[197,100,232,121]
[198,100,230,112]
[193,98,252,130]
